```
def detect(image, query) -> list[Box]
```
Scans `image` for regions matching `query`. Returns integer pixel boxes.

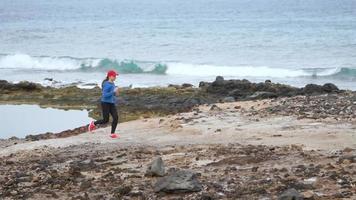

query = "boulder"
[303,84,324,94]
[154,170,202,193]
[322,83,339,93]
[146,157,165,177]
[278,188,303,200]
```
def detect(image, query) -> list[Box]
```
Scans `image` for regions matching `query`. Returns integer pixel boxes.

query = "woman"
[88,70,120,138]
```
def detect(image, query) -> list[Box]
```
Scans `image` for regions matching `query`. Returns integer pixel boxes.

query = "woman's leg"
[94,102,110,125]
[109,104,118,134]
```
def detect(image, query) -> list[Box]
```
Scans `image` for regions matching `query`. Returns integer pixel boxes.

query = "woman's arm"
[115,87,119,96]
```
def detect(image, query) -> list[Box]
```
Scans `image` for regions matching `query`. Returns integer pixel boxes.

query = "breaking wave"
[0,54,355,78]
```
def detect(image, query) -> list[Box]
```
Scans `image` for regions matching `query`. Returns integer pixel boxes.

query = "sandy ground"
[1,99,355,199]
[1,100,355,156]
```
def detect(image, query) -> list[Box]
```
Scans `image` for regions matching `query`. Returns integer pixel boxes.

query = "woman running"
[88,70,120,138]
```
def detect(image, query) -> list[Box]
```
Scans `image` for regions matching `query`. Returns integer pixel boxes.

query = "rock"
[0,80,41,91]
[200,193,215,200]
[215,76,224,84]
[301,190,315,199]
[146,157,165,177]
[248,91,277,100]
[154,170,202,193]
[8,136,19,140]
[182,83,193,88]
[322,83,339,93]
[278,188,303,200]
[338,155,355,163]
[228,89,244,98]
[223,96,235,102]
[25,132,55,141]
[210,105,222,111]
[303,84,324,94]
[80,179,92,190]
[16,81,41,91]
[114,185,132,197]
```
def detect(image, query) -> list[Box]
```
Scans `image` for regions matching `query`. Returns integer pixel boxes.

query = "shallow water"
[0,104,93,139]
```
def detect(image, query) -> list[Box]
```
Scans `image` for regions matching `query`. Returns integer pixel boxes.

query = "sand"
[1,100,355,157]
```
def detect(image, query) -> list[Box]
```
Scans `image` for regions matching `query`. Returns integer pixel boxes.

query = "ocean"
[0,0,355,89]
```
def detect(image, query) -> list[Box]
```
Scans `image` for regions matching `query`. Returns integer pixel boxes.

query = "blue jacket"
[101,81,116,104]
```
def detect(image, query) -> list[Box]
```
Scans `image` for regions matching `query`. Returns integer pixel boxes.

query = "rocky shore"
[1,143,355,199]
[0,77,348,140]
[0,78,355,199]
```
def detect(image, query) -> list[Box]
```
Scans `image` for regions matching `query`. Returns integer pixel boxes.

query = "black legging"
[94,102,118,134]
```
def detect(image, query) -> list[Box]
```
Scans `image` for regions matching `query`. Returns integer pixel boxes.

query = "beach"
[1,0,356,199]
[0,78,355,199]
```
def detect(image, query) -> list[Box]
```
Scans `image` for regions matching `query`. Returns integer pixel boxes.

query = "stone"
[223,96,235,102]
[182,83,193,88]
[80,180,92,190]
[303,84,324,94]
[210,105,222,111]
[322,83,339,93]
[114,185,132,197]
[146,157,165,177]
[154,170,202,193]
[301,190,315,199]
[248,91,277,99]
[278,188,303,200]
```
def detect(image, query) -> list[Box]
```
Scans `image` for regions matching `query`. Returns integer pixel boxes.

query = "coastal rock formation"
[0,78,348,140]
[0,144,355,199]
[0,80,41,91]
[146,157,165,177]
[257,92,356,121]
[200,76,341,100]
[154,170,203,193]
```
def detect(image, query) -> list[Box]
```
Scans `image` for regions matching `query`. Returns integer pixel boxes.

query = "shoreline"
[1,77,352,140]
[0,78,355,199]
[0,93,355,199]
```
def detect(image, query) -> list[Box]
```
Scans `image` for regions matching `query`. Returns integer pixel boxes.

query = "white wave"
[0,53,344,78]
[166,63,311,78]
[0,54,99,70]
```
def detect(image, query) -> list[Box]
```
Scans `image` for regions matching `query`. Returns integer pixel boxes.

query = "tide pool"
[0,104,93,139]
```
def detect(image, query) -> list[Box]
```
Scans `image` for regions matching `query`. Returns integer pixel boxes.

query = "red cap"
[107,70,118,77]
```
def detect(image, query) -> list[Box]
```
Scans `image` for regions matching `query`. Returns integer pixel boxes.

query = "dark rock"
[8,136,19,140]
[228,89,244,98]
[114,185,132,197]
[200,193,215,200]
[210,105,222,111]
[278,188,303,200]
[80,179,92,190]
[154,170,202,193]
[322,83,339,93]
[25,132,55,141]
[248,91,278,99]
[146,157,165,177]
[16,81,41,91]
[182,83,193,88]
[303,84,324,94]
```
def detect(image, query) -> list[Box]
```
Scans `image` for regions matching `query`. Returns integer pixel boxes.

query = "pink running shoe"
[88,121,96,132]
[110,133,120,138]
